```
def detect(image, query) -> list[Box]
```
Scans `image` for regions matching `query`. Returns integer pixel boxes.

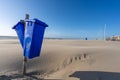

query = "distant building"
[111,36,120,41]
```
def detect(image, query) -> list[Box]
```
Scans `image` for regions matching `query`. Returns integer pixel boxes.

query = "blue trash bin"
[13,19,48,59]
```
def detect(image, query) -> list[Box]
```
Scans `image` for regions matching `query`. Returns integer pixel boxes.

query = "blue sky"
[0,0,120,39]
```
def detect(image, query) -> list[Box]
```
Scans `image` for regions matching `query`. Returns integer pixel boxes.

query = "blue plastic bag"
[13,19,48,59]
[12,21,24,47]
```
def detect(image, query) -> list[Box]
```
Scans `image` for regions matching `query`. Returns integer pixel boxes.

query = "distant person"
[85,37,87,40]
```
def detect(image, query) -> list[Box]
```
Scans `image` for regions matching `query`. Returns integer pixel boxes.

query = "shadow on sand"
[0,71,42,80]
[69,71,120,80]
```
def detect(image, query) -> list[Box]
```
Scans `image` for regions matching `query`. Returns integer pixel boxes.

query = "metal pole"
[22,14,29,75]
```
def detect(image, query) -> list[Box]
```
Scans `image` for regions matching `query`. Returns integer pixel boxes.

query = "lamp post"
[104,24,106,41]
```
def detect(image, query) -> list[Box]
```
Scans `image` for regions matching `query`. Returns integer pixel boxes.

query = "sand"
[0,39,120,80]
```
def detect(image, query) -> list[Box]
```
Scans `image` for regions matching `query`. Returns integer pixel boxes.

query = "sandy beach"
[0,39,120,80]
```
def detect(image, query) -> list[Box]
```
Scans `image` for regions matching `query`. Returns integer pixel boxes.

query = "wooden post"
[23,56,27,75]
[22,14,29,75]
